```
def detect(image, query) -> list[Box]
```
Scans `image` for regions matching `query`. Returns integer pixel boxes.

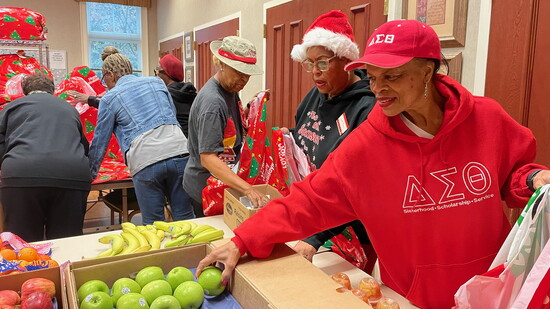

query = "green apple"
[117,292,149,309]
[165,266,194,291]
[173,281,204,309]
[150,295,180,309]
[111,277,142,304]
[197,266,226,296]
[80,291,113,309]
[77,279,110,304]
[135,266,165,288]
[141,280,172,305]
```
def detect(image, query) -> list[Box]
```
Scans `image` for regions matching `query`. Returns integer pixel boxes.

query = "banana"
[187,221,198,232]
[123,227,149,247]
[146,225,157,232]
[188,229,224,244]
[156,229,165,241]
[136,225,147,233]
[121,222,137,230]
[154,221,183,235]
[190,224,216,237]
[170,221,192,236]
[130,245,151,253]
[92,248,113,259]
[164,234,192,248]
[98,234,125,255]
[140,229,161,250]
[119,232,139,255]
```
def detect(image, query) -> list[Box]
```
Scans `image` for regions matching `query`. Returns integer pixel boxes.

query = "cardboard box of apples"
[0,266,67,308]
[65,240,372,309]
[75,264,226,308]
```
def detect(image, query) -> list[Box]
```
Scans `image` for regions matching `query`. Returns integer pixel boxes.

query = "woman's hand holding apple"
[196,240,242,286]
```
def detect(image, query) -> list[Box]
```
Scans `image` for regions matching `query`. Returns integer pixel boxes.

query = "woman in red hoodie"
[197,20,550,308]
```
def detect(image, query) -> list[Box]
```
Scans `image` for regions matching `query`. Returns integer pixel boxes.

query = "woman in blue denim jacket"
[88,48,194,224]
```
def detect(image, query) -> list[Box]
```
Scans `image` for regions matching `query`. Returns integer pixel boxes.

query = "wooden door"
[159,36,183,61]
[265,0,387,130]
[195,19,239,90]
[485,0,550,167]
[485,0,550,224]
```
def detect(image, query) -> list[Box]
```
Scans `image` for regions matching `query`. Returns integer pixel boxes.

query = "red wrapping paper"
[0,7,48,40]
[0,53,52,107]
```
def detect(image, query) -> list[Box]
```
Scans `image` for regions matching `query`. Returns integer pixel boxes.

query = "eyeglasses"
[100,71,110,88]
[301,55,337,72]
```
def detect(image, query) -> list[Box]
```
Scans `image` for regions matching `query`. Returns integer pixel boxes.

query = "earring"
[424,82,428,98]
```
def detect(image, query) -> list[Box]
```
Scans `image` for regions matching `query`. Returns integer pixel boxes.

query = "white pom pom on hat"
[290,10,360,62]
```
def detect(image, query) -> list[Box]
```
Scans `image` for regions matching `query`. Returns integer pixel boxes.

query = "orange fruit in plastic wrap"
[46,260,59,268]
[0,249,17,260]
[17,248,39,262]
[38,254,51,261]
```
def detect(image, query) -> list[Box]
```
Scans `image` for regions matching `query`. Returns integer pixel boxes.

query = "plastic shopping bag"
[511,239,550,308]
[324,226,368,270]
[454,184,550,309]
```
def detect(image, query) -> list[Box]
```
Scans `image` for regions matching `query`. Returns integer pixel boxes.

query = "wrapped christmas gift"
[0,7,48,40]
[69,66,106,97]
[0,52,52,107]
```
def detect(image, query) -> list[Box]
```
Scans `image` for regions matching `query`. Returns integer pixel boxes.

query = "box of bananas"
[89,221,224,259]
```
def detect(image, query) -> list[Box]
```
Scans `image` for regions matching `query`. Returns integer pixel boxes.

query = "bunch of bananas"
[153,220,225,248]
[90,221,224,258]
[91,222,165,258]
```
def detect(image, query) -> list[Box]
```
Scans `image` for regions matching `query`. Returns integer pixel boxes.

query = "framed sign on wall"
[185,66,194,84]
[184,32,194,62]
[402,0,468,48]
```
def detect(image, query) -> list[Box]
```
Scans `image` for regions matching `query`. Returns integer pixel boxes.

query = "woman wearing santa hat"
[281,10,376,267]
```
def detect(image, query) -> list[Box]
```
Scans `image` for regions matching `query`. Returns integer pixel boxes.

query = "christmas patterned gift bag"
[202,92,287,215]
[0,7,48,40]
[0,53,52,107]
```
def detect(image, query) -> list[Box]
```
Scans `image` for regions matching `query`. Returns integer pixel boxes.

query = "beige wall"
[2,0,158,78]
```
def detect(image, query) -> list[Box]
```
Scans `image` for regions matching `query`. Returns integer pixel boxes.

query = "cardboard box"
[224,184,283,230]
[0,267,67,308]
[65,240,371,309]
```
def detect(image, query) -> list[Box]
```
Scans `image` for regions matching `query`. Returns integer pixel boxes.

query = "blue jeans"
[132,155,195,224]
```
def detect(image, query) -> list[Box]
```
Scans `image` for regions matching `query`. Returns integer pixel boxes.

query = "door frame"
[192,12,242,89]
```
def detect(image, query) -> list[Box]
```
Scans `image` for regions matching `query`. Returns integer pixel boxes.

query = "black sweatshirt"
[0,93,92,190]
[167,82,197,138]
[292,70,376,249]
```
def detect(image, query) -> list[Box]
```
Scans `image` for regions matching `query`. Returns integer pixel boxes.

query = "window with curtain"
[86,2,143,77]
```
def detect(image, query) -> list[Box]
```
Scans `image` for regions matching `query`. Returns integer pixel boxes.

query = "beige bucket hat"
[210,36,263,76]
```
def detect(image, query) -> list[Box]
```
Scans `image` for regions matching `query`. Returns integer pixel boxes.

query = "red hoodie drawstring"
[415,143,424,206]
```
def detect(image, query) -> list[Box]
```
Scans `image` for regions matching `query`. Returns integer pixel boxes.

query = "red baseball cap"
[345,19,441,70]
[159,54,184,82]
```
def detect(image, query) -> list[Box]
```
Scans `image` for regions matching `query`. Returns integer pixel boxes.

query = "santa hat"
[291,10,359,62]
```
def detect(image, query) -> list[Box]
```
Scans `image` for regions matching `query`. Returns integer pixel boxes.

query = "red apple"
[21,278,56,300]
[0,290,20,305]
[20,292,53,309]
[0,305,17,309]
